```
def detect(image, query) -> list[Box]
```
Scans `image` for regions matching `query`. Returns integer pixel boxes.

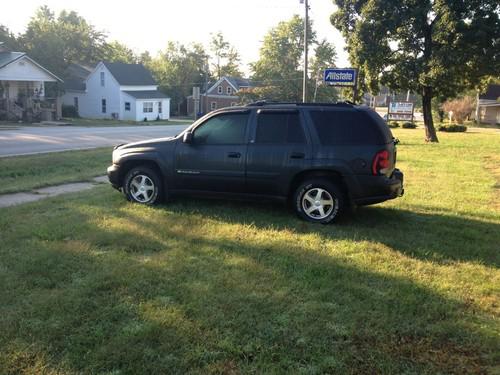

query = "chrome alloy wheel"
[129,174,155,203]
[301,188,335,220]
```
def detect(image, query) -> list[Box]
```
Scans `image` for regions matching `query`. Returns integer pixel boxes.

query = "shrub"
[438,124,467,132]
[143,117,148,122]
[441,96,474,123]
[402,122,417,129]
[388,122,399,128]
[62,105,79,118]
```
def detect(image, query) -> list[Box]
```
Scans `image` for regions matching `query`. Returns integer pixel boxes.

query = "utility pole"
[302,0,309,103]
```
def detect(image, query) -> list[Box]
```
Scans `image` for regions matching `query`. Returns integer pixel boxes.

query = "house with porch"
[186,76,252,116]
[0,44,63,121]
[62,61,170,121]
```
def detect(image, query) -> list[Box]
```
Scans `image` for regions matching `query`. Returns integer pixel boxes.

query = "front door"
[246,109,311,196]
[174,111,250,193]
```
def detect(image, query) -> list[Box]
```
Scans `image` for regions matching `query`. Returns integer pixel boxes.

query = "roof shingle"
[103,62,156,86]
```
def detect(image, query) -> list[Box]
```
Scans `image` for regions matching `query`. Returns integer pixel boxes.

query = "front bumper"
[107,164,121,190]
[353,169,404,206]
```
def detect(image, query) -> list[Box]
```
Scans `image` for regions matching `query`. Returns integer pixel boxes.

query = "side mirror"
[183,131,193,144]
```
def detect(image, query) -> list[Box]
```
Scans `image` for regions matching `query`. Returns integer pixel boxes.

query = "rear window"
[309,109,390,145]
[256,111,305,144]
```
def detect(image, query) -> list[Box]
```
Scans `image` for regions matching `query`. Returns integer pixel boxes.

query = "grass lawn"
[0,148,111,194]
[0,129,499,374]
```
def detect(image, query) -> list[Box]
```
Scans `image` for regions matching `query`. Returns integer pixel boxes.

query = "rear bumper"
[352,169,404,206]
[107,164,121,190]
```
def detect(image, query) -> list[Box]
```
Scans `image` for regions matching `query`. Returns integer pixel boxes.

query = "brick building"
[187,76,252,116]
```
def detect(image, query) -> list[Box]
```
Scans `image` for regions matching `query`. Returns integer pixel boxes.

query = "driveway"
[0,124,190,157]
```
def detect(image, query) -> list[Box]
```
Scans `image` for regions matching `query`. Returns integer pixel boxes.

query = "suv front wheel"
[294,179,345,224]
[123,166,163,205]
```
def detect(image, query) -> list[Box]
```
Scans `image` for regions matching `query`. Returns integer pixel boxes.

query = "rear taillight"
[372,150,390,175]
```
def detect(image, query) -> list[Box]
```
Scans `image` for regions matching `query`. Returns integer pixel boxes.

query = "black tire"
[123,166,163,205]
[293,179,345,224]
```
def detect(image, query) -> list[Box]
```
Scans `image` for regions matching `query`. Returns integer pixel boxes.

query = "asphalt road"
[0,124,190,157]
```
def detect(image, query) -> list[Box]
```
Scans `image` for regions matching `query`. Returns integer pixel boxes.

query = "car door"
[174,110,250,193]
[246,108,311,196]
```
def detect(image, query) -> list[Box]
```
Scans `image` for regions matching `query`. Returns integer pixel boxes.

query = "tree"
[251,15,316,101]
[0,25,22,51]
[101,41,137,63]
[22,6,106,75]
[331,0,500,142]
[209,32,242,79]
[309,39,338,102]
[146,42,208,114]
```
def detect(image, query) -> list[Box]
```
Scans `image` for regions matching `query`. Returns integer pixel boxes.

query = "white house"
[0,44,63,121]
[62,61,170,121]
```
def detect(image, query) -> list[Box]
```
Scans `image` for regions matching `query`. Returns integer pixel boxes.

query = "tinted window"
[256,112,305,144]
[194,113,248,145]
[309,109,385,145]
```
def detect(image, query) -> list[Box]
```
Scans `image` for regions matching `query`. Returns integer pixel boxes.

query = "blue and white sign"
[324,68,357,87]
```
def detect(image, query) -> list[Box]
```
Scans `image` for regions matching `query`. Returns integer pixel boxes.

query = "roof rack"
[245,100,355,107]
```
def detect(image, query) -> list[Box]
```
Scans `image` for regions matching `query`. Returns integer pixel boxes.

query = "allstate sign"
[324,68,357,86]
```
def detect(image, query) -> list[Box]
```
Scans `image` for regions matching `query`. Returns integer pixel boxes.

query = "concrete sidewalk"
[0,176,108,208]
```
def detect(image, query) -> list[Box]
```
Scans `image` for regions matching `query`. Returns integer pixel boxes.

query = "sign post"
[323,68,358,102]
[192,87,200,119]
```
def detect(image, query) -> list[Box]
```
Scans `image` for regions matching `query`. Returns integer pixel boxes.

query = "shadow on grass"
[163,197,500,268]
[0,193,498,374]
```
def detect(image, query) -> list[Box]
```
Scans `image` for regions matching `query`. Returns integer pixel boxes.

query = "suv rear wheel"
[123,166,162,205]
[293,179,345,223]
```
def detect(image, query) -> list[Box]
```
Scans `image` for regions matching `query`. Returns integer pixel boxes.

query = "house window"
[74,97,79,113]
[143,102,153,113]
[125,102,130,111]
[101,99,106,113]
[158,101,162,114]
[217,86,223,94]
[100,72,105,87]
[211,101,217,111]
[227,87,232,94]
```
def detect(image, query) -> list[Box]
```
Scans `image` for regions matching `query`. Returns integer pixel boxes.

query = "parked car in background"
[108,102,404,223]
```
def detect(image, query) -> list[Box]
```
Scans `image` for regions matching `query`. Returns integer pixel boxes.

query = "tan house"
[0,43,63,121]
[476,84,500,125]
[187,76,252,116]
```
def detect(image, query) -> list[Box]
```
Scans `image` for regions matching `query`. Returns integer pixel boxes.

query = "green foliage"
[388,122,400,128]
[311,39,339,102]
[1,6,138,76]
[145,42,208,115]
[209,32,242,80]
[251,15,316,101]
[438,124,467,132]
[331,0,500,142]
[61,104,79,118]
[21,6,107,75]
[402,122,417,129]
[0,25,21,50]
[100,40,137,64]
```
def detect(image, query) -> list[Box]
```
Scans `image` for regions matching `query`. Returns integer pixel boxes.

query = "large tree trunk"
[422,86,439,143]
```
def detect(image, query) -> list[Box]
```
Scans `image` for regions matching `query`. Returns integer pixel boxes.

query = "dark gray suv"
[108,102,404,223]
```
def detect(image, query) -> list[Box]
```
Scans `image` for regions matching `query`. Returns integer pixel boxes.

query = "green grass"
[0,148,111,194]
[0,129,499,374]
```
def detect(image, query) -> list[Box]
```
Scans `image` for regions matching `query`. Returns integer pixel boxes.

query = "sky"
[1,0,349,74]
